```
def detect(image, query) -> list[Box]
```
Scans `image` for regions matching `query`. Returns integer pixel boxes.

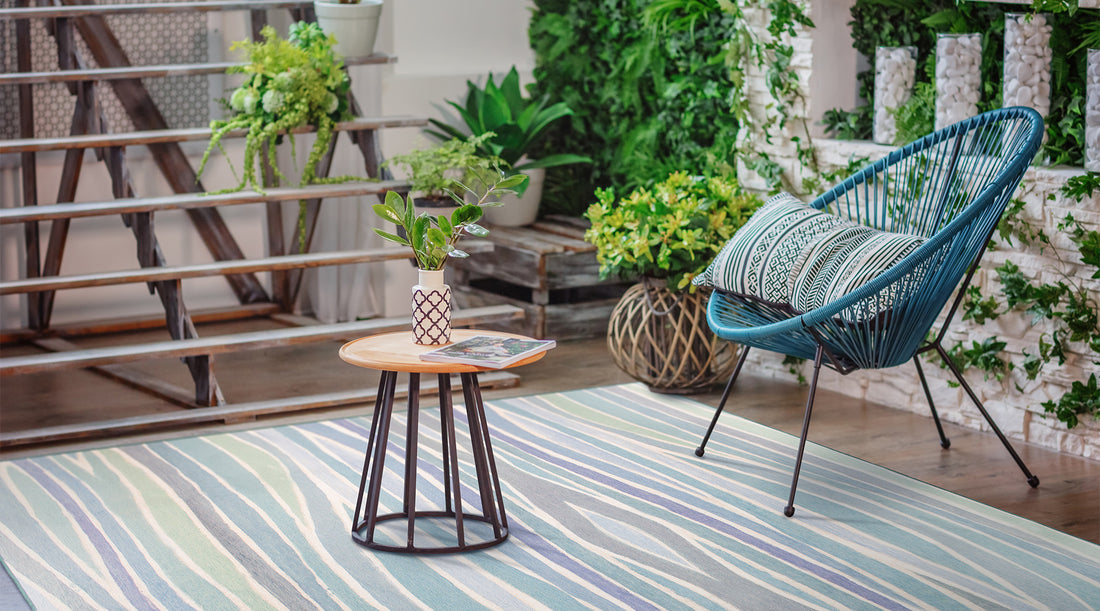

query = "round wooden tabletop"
[339,329,549,373]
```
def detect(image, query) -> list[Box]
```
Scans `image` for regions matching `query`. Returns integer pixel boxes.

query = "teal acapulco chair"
[694,107,1045,517]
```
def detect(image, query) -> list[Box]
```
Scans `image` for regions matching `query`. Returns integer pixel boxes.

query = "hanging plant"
[197,22,356,249]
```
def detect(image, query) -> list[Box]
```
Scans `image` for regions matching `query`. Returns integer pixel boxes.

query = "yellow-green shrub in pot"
[584,172,763,393]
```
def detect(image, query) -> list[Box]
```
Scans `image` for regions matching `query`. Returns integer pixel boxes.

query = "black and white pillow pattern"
[694,192,927,318]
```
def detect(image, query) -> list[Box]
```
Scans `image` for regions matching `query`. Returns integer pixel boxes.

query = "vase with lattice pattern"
[412,269,451,345]
[607,278,738,393]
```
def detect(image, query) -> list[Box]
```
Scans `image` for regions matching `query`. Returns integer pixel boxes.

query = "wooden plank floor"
[1,324,1097,547]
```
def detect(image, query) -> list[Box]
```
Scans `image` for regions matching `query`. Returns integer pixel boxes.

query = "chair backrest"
[801,108,1044,369]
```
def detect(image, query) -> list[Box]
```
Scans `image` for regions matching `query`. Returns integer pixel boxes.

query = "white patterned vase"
[411,269,451,345]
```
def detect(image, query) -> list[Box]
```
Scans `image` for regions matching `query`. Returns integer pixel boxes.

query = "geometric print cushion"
[789,226,927,317]
[692,192,849,304]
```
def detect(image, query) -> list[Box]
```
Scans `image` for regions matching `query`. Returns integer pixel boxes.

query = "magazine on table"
[419,335,556,368]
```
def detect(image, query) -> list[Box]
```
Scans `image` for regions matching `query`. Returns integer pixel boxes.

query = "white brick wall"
[736,10,1100,459]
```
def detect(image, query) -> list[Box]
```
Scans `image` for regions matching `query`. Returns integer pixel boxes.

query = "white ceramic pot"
[482,168,545,227]
[411,269,451,345]
[313,0,383,59]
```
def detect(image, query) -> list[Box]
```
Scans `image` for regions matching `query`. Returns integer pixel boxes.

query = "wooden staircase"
[0,1,523,447]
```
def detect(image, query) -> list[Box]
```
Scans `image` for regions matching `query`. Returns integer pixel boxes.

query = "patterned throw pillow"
[692,192,847,304]
[790,226,927,316]
[694,192,927,317]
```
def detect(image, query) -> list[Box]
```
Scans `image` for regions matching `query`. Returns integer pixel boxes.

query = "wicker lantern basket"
[607,279,738,394]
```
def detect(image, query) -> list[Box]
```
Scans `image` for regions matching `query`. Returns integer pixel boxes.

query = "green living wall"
[824,0,1100,166]
[528,0,739,217]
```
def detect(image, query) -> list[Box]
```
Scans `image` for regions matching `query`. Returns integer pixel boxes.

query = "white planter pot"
[482,168,545,227]
[313,0,383,59]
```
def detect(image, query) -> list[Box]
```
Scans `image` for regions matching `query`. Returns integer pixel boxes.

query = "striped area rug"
[1,383,1098,609]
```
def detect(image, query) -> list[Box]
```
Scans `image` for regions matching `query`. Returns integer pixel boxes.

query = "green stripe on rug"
[1,383,1097,610]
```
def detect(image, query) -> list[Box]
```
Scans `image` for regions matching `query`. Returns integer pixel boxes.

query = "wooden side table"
[338,329,548,553]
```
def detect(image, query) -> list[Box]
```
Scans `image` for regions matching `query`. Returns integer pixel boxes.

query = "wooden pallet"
[452,217,631,340]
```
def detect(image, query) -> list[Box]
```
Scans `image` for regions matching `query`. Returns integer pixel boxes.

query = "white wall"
[378,0,536,317]
[0,0,536,328]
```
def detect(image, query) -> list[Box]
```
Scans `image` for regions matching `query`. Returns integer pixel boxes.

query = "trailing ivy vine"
[528,0,739,216]
[943,173,1100,429]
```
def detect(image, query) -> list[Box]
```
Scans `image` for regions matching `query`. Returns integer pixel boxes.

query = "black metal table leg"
[350,370,508,553]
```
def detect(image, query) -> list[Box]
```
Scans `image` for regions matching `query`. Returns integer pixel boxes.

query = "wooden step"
[0,370,522,448]
[0,180,406,224]
[0,115,428,154]
[1,303,282,343]
[0,305,525,376]
[0,248,415,295]
[0,1,310,20]
[0,55,396,86]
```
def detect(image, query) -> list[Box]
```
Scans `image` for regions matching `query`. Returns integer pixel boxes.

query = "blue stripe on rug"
[1,382,1098,610]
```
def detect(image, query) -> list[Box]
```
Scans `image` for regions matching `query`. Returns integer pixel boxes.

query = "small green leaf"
[373,228,410,246]
[372,203,403,226]
[427,226,449,247]
[465,223,489,238]
[452,204,483,226]
[437,214,453,235]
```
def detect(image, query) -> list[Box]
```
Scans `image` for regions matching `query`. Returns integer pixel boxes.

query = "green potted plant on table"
[584,171,763,393]
[426,66,590,226]
[373,168,527,345]
[312,0,383,59]
[197,22,356,251]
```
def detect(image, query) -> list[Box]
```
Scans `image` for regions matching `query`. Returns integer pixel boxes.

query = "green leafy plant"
[199,22,351,190]
[426,66,590,194]
[584,172,763,290]
[381,134,502,202]
[372,171,528,271]
[953,174,1100,429]
[197,23,354,249]
[528,0,740,215]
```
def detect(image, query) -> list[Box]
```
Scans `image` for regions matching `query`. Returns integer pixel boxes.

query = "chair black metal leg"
[935,344,1039,488]
[913,355,951,449]
[785,345,824,518]
[696,346,750,457]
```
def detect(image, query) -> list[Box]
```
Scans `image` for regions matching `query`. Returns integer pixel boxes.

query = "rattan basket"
[607,279,738,394]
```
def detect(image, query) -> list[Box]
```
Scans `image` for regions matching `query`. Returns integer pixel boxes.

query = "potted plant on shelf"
[312,0,384,59]
[584,171,763,393]
[426,66,590,226]
[197,22,356,251]
[373,168,527,345]
[382,133,502,213]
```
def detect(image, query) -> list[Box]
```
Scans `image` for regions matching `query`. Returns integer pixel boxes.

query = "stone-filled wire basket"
[607,279,738,394]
